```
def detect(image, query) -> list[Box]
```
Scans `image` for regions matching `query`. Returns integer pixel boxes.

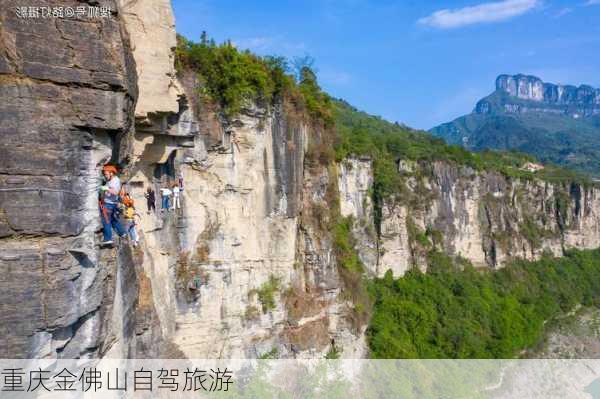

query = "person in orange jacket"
[99,164,126,246]
[123,201,140,247]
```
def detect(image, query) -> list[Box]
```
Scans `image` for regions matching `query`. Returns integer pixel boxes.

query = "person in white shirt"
[172,183,181,210]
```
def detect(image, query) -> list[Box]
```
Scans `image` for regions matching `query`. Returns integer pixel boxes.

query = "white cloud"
[585,0,600,5]
[418,0,540,29]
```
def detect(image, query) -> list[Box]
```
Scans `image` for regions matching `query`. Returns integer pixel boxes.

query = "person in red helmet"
[99,164,126,246]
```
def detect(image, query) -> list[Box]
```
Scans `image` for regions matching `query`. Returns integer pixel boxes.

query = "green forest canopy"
[367,249,600,358]
[175,33,333,125]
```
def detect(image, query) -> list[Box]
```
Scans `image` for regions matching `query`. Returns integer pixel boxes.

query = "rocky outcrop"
[495,74,545,102]
[339,159,600,277]
[338,158,378,275]
[476,74,600,117]
[431,74,600,178]
[123,93,366,358]
[118,0,181,119]
[0,0,142,358]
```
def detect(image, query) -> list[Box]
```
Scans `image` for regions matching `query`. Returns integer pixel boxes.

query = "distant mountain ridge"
[431,74,600,177]
[475,74,600,117]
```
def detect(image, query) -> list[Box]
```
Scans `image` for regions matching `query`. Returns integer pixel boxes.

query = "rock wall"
[338,158,378,274]
[107,1,365,359]
[497,74,600,105]
[121,84,366,357]
[482,74,600,116]
[339,159,600,277]
[158,104,363,358]
[118,0,181,120]
[0,0,143,358]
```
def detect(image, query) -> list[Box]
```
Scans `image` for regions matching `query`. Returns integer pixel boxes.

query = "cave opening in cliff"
[154,150,178,182]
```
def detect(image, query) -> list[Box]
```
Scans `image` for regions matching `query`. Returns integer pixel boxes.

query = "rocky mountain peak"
[475,74,600,117]
[495,74,545,101]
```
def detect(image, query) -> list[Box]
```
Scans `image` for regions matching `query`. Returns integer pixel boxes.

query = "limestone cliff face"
[475,74,600,117]
[496,74,600,106]
[339,158,600,277]
[118,0,180,120]
[159,104,364,358]
[338,158,378,272]
[123,64,367,357]
[94,0,364,358]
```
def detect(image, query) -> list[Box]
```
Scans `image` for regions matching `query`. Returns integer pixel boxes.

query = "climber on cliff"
[99,164,127,247]
[145,187,156,214]
[123,200,140,247]
[122,191,134,208]
[172,182,181,211]
[160,185,172,212]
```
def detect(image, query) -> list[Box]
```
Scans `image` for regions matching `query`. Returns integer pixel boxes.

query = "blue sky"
[172,0,600,129]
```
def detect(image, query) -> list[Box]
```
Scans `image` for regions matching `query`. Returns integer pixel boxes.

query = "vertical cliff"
[0,0,141,358]
[493,74,600,116]
[103,1,365,358]
[339,158,600,277]
[155,102,362,358]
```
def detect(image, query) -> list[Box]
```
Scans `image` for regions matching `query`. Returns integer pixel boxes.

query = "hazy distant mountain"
[430,74,600,177]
